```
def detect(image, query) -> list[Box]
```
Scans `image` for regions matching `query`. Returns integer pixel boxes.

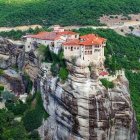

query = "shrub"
[0,69,4,75]
[5,100,28,116]
[23,73,33,93]
[1,91,15,101]
[51,63,59,76]
[0,86,4,91]
[23,109,42,132]
[28,130,40,140]
[23,92,49,132]
[59,68,69,81]
[100,78,114,89]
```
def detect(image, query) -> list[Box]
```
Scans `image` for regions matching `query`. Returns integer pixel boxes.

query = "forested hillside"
[0,0,140,27]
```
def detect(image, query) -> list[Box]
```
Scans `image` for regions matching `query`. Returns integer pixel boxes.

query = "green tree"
[28,130,40,140]
[2,124,28,140]
[59,67,69,81]
[0,109,28,140]
[23,110,42,132]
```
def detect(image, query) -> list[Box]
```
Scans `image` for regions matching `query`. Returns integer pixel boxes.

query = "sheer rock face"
[24,51,40,80]
[39,61,137,140]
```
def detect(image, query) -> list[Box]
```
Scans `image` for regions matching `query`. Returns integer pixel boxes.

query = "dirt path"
[62,21,140,30]
[0,20,140,33]
[0,24,42,32]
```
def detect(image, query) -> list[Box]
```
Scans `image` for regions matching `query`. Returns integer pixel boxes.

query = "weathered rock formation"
[39,59,137,140]
[0,69,25,94]
[0,37,24,69]
[24,51,40,80]
[0,37,25,94]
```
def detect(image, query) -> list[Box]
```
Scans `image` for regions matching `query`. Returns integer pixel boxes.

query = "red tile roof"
[57,31,77,36]
[63,39,80,45]
[99,71,109,76]
[63,34,106,46]
[26,32,57,40]
[26,31,77,41]
[80,34,106,45]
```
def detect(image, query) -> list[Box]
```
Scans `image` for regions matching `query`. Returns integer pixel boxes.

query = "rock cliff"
[0,37,25,94]
[39,59,137,140]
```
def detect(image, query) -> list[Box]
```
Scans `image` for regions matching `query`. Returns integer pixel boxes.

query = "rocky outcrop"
[0,37,26,94]
[39,59,137,140]
[0,69,25,94]
[0,37,24,69]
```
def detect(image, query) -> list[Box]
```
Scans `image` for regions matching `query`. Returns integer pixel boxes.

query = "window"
[94,49,100,52]
[77,47,79,49]
[95,45,99,48]
[71,47,73,51]
[65,47,67,49]
[85,46,92,50]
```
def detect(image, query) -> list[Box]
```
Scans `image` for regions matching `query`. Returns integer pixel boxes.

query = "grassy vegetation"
[100,78,114,89]
[0,0,140,27]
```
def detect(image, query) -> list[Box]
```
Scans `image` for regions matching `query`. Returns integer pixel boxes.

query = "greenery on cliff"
[0,90,48,140]
[0,109,28,140]
[0,0,140,27]
[38,45,68,81]
[126,71,140,139]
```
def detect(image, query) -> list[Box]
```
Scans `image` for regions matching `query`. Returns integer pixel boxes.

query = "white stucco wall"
[63,45,81,58]
[63,44,105,64]
[25,37,53,52]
